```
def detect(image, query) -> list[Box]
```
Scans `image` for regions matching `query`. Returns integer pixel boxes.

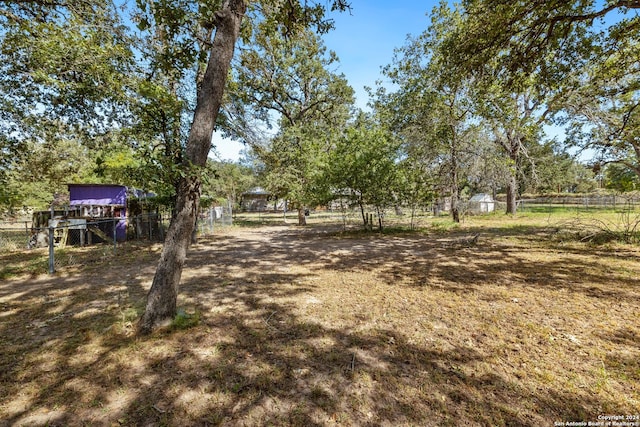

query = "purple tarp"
[69,184,127,207]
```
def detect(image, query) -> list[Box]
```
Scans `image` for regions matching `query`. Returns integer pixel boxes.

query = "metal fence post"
[48,224,55,274]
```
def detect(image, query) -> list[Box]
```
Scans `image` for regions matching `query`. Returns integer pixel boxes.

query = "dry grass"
[1,213,639,426]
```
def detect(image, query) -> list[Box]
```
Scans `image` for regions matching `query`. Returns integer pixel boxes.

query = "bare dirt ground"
[1,221,639,426]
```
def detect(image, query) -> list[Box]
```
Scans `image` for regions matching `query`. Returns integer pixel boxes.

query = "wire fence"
[234,195,640,231]
[518,194,640,211]
[0,206,233,274]
[195,205,233,235]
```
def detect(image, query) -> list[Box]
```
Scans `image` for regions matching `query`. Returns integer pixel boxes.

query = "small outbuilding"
[468,193,496,214]
[241,187,271,212]
[30,184,163,246]
[68,184,128,241]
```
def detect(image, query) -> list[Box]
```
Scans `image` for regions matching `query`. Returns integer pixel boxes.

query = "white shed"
[468,193,496,213]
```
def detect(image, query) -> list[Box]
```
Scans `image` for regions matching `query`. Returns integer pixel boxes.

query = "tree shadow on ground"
[1,224,638,425]
[212,224,640,300]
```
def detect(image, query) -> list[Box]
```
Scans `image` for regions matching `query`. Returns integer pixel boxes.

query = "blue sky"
[210,1,636,164]
[323,0,438,110]
[213,1,441,161]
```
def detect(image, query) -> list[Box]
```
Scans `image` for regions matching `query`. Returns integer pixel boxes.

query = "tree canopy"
[449,0,640,183]
[230,25,354,224]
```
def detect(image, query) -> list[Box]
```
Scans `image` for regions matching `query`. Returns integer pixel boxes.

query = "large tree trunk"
[138,0,246,335]
[297,207,307,226]
[451,190,460,223]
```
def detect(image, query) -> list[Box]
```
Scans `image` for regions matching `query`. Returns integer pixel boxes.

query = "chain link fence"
[0,221,32,253]
[194,205,233,235]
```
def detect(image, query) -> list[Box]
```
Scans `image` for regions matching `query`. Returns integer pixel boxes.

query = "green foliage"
[0,5,135,140]
[451,1,640,185]
[396,155,438,219]
[0,0,357,216]
[520,141,597,194]
[379,4,479,222]
[453,0,602,82]
[2,137,101,210]
[230,26,353,218]
[0,2,144,210]
[561,29,640,180]
[261,124,335,210]
[246,0,351,41]
[329,115,401,225]
[232,26,353,130]
[604,163,640,192]
[203,160,258,207]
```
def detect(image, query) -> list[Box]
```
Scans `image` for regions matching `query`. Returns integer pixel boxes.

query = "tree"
[0,0,194,206]
[1,0,351,332]
[604,163,640,192]
[0,2,135,142]
[0,0,190,209]
[1,133,100,211]
[395,140,440,229]
[451,0,640,195]
[138,0,351,334]
[443,0,599,214]
[329,114,400,230]
[230,26,354,225]
[452,0,638,79]
[380,4,477,223]
[0,1,137,210]
[136,0,247,333]
[462,131,511,198]
[474,82,551,213]
[516,140,596,194]
[203,160,257,208]
[562,33,640,180]
[259,124,335,224]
